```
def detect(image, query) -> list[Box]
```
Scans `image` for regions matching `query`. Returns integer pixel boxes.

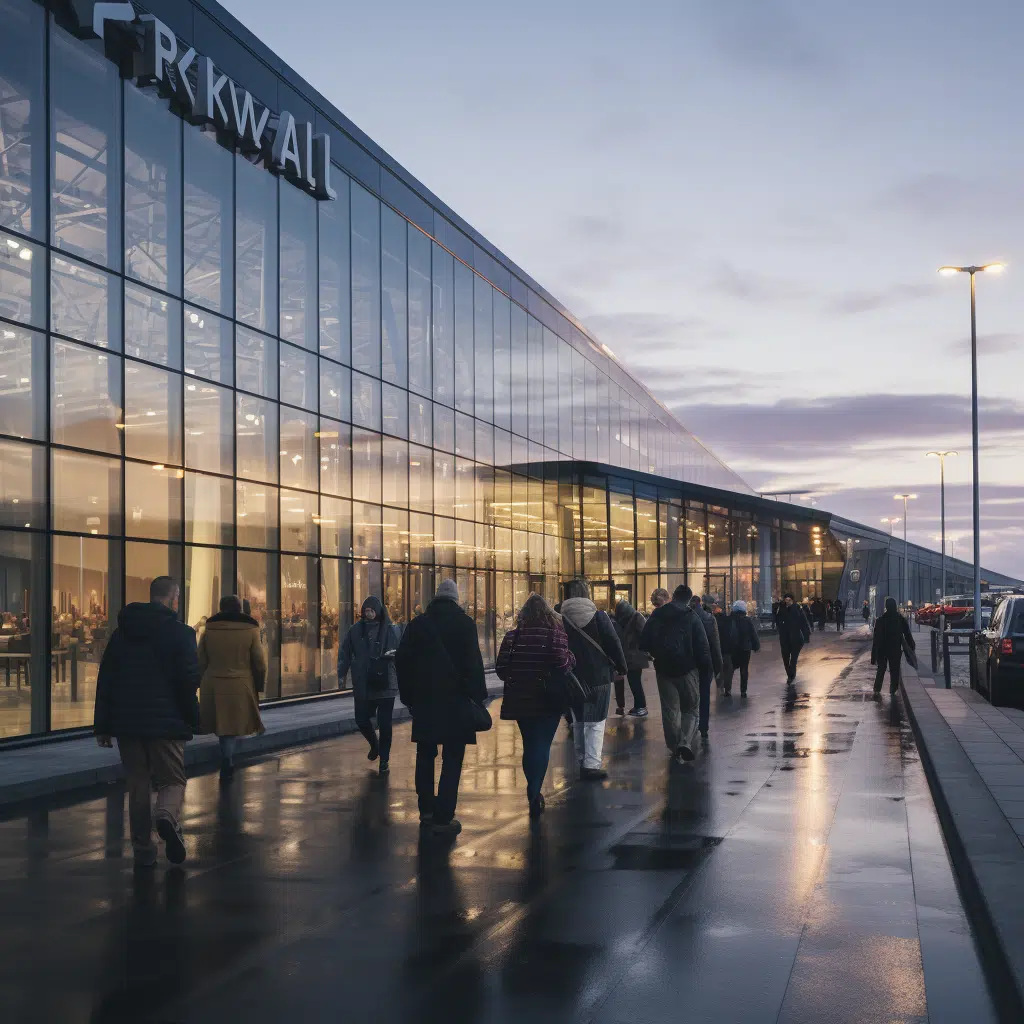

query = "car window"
[991,601,1006,631]
[1010,602,1024,636]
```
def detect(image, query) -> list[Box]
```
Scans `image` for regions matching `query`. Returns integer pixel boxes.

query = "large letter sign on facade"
[64,0,336,201]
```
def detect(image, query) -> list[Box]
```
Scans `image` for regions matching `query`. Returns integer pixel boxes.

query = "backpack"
[653,607,695,676]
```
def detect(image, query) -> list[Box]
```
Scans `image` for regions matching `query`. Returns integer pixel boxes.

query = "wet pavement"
[0,631,1002,1023]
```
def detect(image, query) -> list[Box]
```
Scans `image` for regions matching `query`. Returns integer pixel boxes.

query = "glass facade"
[0,1,1015,740]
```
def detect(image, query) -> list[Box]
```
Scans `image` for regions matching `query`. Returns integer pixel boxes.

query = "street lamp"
[881,516,901,600]
[894,494,917,610]
[938,262,1005,631]
[926,451,958,609]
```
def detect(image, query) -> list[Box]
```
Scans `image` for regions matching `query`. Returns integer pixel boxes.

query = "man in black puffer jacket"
[94,577,200,867]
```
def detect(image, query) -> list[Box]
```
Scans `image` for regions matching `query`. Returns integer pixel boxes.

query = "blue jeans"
[517,715,562,801]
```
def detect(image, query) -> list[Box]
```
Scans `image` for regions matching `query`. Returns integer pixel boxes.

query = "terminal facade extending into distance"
[0,0,1018,741]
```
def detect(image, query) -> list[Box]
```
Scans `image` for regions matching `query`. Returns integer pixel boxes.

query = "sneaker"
[740,690,748,699]
[580,767,608,781]
[431,819,463,836]
[699,728,709,740]
[379,760,390,775]
[675,744,696,762]
[628,707,649,718]
[616,706,626,716]
[155,816,186,865]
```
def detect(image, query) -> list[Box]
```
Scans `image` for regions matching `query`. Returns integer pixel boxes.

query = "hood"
[361,595,389,626]
[614,600,635,624]
[884,597,899,615]
[206,611,258,627]
[118,601,176,640]
[560,597,597,628]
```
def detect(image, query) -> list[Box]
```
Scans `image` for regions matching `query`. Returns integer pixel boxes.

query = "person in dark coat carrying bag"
[612,600,649,717]
[396,579,487,836]
[724,600,760,697]
[338,595,402,775]
[775,593,811,683]
[871,597,916,697]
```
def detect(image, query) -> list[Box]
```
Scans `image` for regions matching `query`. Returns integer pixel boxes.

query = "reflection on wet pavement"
[0,634,1001,1023]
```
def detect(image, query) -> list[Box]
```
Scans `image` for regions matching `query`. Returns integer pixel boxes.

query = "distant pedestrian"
[871,597,916,697]
[641,585,712,762]
[198,595,266,782]
[338,596,402,775]
[834,598,846,634]
[774,593,811,683]
[812,597,826,632]
[397,579,487,836]
[495,594,575,817]
[650,588,670,611]
[612,600,650,717]
[691,595,723,738]
[560,580,627,781]
[724,600,761,696]
[93,577,200,868]
[710,598,735,693]
[862,601,871,625]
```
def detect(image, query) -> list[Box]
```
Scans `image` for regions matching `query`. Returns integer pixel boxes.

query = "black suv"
[978,596,1024,706]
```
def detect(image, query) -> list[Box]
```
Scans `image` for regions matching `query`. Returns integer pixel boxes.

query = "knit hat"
[732,600,747,614]
[435,579,460,602]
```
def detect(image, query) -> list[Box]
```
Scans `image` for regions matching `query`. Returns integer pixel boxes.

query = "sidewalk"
[0,674,504,808]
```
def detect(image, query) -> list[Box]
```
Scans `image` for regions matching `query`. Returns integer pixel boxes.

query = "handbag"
[541,664,592,711]
[462,698,493,732]
[901,632,918,671]
[423,616,492,733]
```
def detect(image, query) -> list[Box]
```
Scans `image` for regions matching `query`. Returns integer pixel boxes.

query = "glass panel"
[409,512,433,565]
[457,520,475,568]
[383,564,406,624]
[124,82,181,293]
[455,458,475,522]
[431,242,453,405]
[453,262,476,418]
[184,126,233,315]
[381,206,408,387]
[409,393,431,446]
[126,461,182,541]
[185,471,232,546]
[352,371,381,430]
[236,325,278,399]
[52,449,121,535]
[455,412,474,459]
[0,529,41,737]
[319,556,351,691]
[352,428,382,505]
[319,359,350,422]
[511,304,528,439]
[493,290,511,430]
[435,517,455,567]
[235,154,277,332]
[318,173,350,363]
[433,404,454,453]
[125,282,181,369]
[474,276,493,422]
[0,228,43,327]
[279,183,317,349]
[408,444,432,513]
[281,489,317,553]
[237,480,278,549]
[51,534,120,731]
[237,549,280,698]
[407,224,431,397]
[124,360,182,465]
[353,502,382,560]
[382,382,407,437]
[558,339,573,456]
[280,408,318,491]
[0,0,44,237]
[582,484,609,577]
[0,324,43,439]
[542,329,558,450]
[475,420,493,466]
[351,183,380,375]
[51,254,121,350]
[527,317,543,442]
[50,22,121,268]
[185,545,230,633]
[382,437,408,508]
[572,348,586,458]
[434,451,455,508]
[318,496,352,557]
[635,497,658,571]
[184,378,232,475]
[318,418,350,497]
[184,306,232,384]
[125,541,181,606]
[236,394,278,483]
[52,339,121,454]
[280,340,318,411]
[0,439,44,529]
[281,554,318,695]
[383,507,409,562]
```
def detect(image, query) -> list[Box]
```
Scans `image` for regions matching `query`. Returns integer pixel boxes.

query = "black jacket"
[396,597,486,745]
[775,603,811,648]
[94,602,201,739]
[872,607,915,663]
[730,610,761,654]
[612,602,650,672]
[714,610,736,657]
[640,600,712,677]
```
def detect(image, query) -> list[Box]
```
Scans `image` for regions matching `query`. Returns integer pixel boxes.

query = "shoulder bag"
[424,615,492,733]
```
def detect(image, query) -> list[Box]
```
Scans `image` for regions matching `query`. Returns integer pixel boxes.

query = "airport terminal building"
[0,0,1018,740]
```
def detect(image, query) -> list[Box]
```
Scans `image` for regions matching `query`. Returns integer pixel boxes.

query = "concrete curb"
[901,674,1024,1020]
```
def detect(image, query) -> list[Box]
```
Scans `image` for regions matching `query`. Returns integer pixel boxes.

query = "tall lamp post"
[926,451,958,611]
[881,516,901,601]
[894,494,917,611]
[938,262,1005,631]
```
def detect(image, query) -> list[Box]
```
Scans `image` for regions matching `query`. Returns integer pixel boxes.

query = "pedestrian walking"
[198,595,266,782]
[640,585,712,762]
[612,600,650,717]
[774,593,811,683]
[862,600,871,625]
[559,580,627,781]
[724,600,761,696]
[690,594,723,738]
[93,577,200,868]
[710,598,735,693]
[396,579,487,836]
[834,598,846,634]
[650,588,670,611]
[338,596,403,775]
[871,597,916,697]
[495,594,576,818]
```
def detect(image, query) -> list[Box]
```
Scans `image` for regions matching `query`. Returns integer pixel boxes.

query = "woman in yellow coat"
[199,595,266,780]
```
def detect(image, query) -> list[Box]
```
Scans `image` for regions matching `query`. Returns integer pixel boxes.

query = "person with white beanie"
[726,600,761,697]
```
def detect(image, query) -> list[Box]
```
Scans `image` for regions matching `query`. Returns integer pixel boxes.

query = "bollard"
[943,631,952,689]
[931,630,939,674]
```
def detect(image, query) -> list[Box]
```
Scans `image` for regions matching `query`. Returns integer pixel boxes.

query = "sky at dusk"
[225,0,1024,578]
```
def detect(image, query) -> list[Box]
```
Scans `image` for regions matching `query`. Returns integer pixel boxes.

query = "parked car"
[977,596,1024,706]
